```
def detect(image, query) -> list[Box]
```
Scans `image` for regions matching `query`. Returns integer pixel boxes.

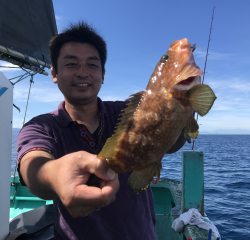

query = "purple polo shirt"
[17,98,157,240]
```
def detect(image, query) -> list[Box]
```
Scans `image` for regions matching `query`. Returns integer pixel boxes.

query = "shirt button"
[90,142,95,147]
[81,132,86,137]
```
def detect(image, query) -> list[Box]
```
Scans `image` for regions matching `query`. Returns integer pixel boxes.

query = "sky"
[0,0,250,133]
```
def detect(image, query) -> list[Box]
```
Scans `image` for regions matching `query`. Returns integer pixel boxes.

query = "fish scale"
[96,38,217,193]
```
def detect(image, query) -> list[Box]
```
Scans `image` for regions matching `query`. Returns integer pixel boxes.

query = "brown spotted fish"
[98,38,216,193]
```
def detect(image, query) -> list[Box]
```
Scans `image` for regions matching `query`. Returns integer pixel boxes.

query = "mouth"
[173,75,201,91]
[177,76,196,85]
[73,83,91,88]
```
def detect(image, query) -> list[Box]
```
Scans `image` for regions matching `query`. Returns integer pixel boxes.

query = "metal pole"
[0,44,51,69]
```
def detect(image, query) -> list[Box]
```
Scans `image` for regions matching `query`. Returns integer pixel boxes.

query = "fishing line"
[192,6,215,150]
[11,69,39,195]
[8,72,30,81]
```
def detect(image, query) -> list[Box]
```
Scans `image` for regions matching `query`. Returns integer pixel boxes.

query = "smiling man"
[52,42,104,133]
[17,22,186,239]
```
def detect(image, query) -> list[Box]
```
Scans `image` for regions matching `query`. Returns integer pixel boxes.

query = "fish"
[97,38,216,193]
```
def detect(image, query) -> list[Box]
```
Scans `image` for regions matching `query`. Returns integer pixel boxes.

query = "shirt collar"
[52,97,114,127]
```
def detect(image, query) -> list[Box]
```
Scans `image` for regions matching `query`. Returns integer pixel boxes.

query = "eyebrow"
[63,55,77,60]
[63,55,100,61]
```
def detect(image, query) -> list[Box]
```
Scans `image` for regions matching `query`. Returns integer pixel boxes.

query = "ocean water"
[11,130,250,239]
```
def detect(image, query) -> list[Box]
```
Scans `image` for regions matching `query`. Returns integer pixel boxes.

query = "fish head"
[160,38,203,91]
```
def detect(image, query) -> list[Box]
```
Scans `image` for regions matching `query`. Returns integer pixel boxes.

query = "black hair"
[49,21,107,73]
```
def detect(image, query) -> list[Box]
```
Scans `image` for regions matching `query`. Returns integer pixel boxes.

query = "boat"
[0,1,220,239]
[9,152,219,240]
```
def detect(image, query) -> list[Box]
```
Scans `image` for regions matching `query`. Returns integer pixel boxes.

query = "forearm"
[20,156,58,200]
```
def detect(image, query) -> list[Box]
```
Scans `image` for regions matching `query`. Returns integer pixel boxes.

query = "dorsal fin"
[98,91,145,159]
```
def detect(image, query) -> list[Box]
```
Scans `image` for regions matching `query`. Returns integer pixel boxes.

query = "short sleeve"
[16,116,58,185]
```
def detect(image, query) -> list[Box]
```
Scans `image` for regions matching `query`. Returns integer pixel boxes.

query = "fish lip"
[177,76,196,85]
[173,75,201,91]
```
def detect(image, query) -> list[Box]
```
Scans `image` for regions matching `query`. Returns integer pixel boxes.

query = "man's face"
[51,42,105,105]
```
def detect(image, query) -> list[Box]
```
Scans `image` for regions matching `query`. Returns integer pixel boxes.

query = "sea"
[11,129,250,240]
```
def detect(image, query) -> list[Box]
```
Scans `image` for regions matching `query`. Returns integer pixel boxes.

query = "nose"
[76,64,89,78]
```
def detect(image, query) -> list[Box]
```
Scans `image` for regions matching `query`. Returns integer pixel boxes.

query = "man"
[17,22,186,239]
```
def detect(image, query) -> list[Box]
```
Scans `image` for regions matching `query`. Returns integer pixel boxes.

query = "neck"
[64,98,100,133]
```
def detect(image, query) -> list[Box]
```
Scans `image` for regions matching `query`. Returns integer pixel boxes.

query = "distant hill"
[201,129,250,134]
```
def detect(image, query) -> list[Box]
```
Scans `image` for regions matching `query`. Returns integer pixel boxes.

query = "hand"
[49,151,119,218]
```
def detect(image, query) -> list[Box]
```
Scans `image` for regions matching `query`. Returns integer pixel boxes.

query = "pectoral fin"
[186,84,216,116]
[128,163,161,193]
[185,115,199,139]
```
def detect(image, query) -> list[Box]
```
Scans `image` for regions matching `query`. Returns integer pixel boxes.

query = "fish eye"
[163,54,169,60]
[160,54,169,63]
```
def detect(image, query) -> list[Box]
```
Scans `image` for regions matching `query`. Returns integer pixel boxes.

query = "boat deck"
[10,155,219,240]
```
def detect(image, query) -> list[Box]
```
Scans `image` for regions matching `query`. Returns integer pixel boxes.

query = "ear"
[51,67,58,84]
[102,69,105,84]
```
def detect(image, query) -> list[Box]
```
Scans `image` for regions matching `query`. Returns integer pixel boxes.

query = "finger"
[79,153,116,181]
[75,177,119,208]
[99,178,119,205]
[94,156,117,181]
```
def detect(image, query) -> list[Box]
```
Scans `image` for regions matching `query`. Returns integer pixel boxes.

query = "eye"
[163,54,169,60]
[65,63,77,67]
[89,63,98,68]
[160,54,169,63]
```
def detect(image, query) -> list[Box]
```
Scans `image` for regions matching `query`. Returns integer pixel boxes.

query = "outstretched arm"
[20,150,119,218]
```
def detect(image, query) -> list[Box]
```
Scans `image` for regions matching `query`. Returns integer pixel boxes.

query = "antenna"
[192,6,215,150]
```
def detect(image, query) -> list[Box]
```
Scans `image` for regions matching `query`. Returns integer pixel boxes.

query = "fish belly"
[107,97,191,173]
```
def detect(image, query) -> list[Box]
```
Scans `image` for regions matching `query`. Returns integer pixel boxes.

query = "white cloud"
[0,61,22,72]
[127,84,144,93]
[199,114,250,131]
[55,15,62,20]
[199,78,249,116]
[13,84,64,103]
[194,50,231,60]
[99,95,125,101]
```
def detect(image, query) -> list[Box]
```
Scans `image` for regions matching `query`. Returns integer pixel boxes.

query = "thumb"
[96,156,116,180]
[85,155,116,182]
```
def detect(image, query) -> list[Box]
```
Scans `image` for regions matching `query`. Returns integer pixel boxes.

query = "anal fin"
[128,163,160,193]
[185,115,199,139]
[184,131,191,143]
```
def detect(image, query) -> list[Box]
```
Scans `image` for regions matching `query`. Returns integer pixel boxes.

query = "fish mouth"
[177,76,196,85]
[173,75,201,91]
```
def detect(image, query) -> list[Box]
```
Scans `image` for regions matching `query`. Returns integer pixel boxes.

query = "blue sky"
[1,0,250,133]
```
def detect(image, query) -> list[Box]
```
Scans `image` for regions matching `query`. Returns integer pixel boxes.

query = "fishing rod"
[192,6,215,150]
